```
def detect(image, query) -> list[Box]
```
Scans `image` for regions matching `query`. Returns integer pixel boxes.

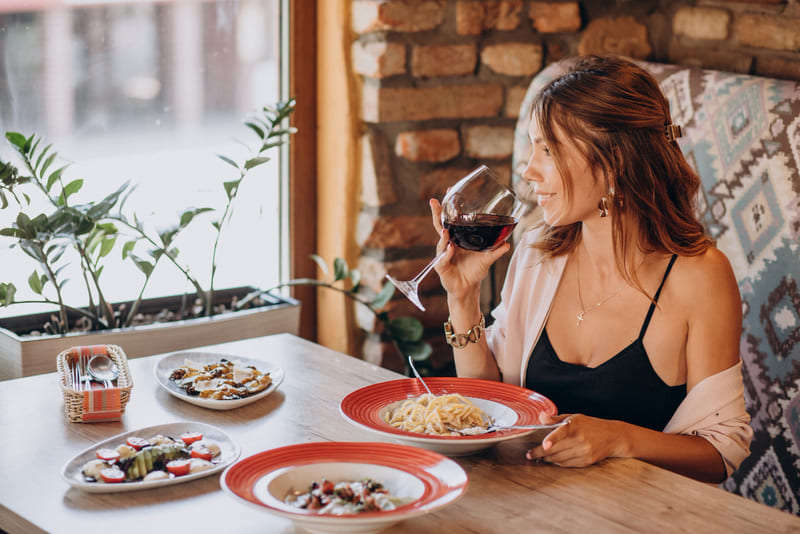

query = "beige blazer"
[486,229,753,476]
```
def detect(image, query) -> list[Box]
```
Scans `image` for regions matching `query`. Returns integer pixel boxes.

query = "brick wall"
[348,0,800,373]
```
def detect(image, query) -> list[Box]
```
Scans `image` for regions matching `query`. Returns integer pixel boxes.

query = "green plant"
[265,255,433,370]
[0,99,296,334]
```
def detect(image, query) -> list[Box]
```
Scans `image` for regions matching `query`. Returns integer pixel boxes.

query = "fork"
[448,421,567,435]
[71,357,82,391]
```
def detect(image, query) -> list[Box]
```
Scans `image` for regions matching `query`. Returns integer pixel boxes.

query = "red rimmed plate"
[220,441,467,534]
[340,377,557,456]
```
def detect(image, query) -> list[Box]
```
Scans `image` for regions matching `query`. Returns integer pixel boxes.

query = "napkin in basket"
[68,345,122,422]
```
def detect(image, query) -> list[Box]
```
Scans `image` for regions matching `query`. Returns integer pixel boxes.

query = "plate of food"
[221,441,467,534]
[61,421,240,493]
[154,351,285,410]
[339,377,558,456]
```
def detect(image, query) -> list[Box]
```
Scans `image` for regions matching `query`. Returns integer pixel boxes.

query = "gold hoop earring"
[598,196,609,218]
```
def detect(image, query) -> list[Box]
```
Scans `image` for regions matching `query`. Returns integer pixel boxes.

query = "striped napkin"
[68,345,122,422]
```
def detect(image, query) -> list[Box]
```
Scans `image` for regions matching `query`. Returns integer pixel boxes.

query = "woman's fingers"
[429,199,443,233]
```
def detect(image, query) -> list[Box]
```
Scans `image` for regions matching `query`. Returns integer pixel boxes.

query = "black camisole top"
[525,254,686,431]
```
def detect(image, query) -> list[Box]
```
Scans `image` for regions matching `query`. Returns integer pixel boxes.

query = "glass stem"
[412,248,448,285]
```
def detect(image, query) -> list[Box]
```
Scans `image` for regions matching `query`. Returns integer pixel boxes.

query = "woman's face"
[522,118,606,227]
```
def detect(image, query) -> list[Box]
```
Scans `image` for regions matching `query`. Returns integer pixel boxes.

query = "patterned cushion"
[512,59,800,514]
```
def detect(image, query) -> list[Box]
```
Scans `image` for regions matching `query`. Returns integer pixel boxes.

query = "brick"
[362,84,504,123]
[667,43,753,74]
[464,125,515,159]
[352,41,406,78]
[357,213,438,249]
[673,7,729,41]
[456,0,523,35]
[578,17,652,58]
[481,43,543,76]
[419,164,513,201]
[755,56,800,81]
[360,130,398,208]
[505,85,529,118]
[395,129,461,162]
[529,2,581,33]
[735,14,800,51]
[411,44,477,78]
[419,166,475,201]
[353,0,447,34]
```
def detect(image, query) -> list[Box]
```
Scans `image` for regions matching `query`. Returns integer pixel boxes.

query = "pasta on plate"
[384,393,491,436]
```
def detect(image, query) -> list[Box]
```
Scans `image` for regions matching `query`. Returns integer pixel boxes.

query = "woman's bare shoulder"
[671,246,739,298]
[671,246,742,379]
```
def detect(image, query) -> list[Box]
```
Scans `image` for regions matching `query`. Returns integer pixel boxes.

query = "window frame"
[286,0,317,341]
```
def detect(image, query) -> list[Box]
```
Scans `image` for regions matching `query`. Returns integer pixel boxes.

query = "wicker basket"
[57,344,133,423]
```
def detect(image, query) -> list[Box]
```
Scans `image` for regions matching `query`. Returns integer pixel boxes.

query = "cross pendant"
[576,312,584,327]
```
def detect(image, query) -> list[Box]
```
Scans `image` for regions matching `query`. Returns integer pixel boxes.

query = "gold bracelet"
[444,314,485,349]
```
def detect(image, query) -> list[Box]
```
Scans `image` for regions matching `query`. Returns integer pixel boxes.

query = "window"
[0,0,288,316]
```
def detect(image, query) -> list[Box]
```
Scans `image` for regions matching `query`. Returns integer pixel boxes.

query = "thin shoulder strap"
[638,254,678,339]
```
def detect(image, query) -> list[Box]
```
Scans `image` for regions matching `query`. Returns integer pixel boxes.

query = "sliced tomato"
[190,446,213,461]
[180,431,203,445]
[166,458,192,476]
[95,448,121,463]
[99,467,126,483]
[126,436,150,450]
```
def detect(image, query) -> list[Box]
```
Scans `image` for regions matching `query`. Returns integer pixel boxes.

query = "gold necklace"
[575,249,626,327]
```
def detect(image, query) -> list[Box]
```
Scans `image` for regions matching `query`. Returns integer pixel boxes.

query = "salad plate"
[154,350,285,410]
[61,421,240,493]
[340,377,557,456]
[221,441,467,534]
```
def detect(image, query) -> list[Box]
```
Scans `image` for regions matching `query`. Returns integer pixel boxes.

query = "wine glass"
[386,165,525,311]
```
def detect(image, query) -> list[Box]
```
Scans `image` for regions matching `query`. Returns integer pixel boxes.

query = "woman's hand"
[525,413,629,467]
[430,198,511,301]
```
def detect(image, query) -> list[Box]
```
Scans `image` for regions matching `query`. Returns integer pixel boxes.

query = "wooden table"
[1,333,797,533]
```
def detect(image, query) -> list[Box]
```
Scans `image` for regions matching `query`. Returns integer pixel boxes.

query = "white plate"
[221,442,468,534]
[61,422,240,493]
[340,377,558,456]
[154,351,285,410]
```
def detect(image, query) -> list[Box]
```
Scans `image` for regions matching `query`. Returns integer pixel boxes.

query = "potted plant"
[266,255,432,375]
[0,100,302,380]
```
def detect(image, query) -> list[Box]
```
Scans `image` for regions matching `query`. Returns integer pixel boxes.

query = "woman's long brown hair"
[530,55,711,287]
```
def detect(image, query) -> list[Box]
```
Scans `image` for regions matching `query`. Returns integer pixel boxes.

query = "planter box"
[0,287,300,381]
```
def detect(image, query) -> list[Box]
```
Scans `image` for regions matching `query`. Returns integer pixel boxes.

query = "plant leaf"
[244,121,265,139]
[121,240,136,259]
[388,316,424,342]
[349,269,362,291]
[400,340,433,362]
[0,282,17,306]
[27,271,43,294]
[244,156,270,170]
[61,179,83,199]
[99,235,116,258]
[333,257,348,282]
[130,256,154,277]
[310,254,329,277]
[370,282,395,309]
[223,180,239,199]
[217,154,239,169]
[5,132,26,150]
[46,165,69,192]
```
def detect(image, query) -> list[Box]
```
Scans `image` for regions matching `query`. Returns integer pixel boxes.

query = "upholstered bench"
[512,58,800,514]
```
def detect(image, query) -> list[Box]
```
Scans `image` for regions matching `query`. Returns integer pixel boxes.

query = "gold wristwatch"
[444,314,485,349]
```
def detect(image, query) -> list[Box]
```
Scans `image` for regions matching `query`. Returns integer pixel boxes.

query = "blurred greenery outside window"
[0,0,284,317]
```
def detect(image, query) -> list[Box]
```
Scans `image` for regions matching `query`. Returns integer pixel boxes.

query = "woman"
[432,55,752,483]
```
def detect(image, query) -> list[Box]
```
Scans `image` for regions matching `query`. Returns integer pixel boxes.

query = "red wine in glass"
[443,214,518,252]
[386,165,524,312]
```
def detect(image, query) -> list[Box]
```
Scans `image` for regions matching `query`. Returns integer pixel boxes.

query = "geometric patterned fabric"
[512,59,800,514]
